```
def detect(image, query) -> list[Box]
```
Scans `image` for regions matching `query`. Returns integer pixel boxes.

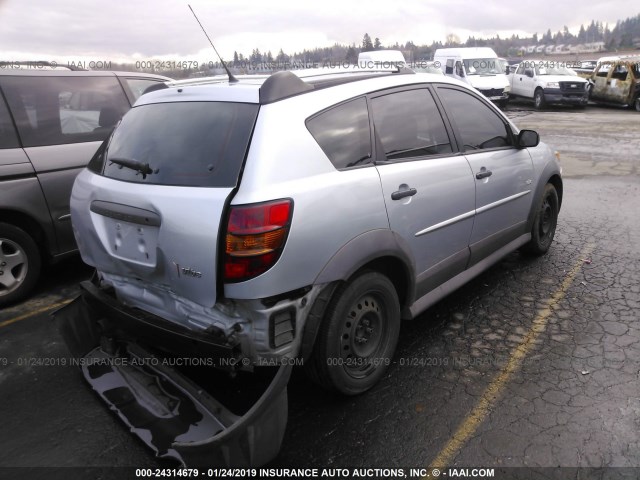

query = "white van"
[358,50,406,68]
[433,47,510,106]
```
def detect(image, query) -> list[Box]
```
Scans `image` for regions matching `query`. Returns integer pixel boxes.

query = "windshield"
[463,58,503,75]
[535,65,574,76]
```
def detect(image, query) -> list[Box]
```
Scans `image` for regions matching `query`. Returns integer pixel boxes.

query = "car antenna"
[188,4,238,83]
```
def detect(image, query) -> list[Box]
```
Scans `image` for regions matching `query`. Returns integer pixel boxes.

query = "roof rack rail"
[0,61,81,71]
[259,66,414,104]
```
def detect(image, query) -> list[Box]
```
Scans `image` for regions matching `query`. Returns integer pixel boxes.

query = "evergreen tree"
[362,33,374,52]
[578,25,586,43]
[345,45,357,64]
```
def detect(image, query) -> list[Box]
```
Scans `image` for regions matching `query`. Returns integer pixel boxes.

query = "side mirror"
[525,70,534,78]
[518,129,539,148]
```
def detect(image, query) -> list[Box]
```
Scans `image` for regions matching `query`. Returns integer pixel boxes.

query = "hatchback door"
[71,100,259,327]
[435,86,534,266]
[371,87,476,299]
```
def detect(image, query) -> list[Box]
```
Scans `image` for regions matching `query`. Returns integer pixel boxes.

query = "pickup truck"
[508,61,589,109]
[586,56,640,111]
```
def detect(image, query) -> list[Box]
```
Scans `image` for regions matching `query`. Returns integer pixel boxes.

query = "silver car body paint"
[70,71,561,361]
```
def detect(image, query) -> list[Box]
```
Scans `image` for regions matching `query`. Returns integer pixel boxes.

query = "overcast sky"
[0,0,635,64]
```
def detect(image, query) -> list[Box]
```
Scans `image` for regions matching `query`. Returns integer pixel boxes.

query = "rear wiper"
[109,157,156,179]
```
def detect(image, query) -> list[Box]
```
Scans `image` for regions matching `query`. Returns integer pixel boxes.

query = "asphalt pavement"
[1,103,639,479]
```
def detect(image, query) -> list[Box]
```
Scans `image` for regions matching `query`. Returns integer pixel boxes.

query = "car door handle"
[476,169,493,179]
[391,186,417,200]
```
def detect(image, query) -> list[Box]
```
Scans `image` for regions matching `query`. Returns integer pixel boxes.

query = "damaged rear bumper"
[53,282,292,467]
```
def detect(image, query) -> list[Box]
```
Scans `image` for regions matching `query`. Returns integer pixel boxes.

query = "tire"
[534,89,545,110]
[635,96,640,112]
[306,271,400,395]
[0,223,42,307]
[521,184,559,256]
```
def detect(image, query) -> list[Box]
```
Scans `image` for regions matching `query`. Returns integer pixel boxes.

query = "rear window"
[306,97,372,169]
[103,102,259,187]
[0,76,129,147]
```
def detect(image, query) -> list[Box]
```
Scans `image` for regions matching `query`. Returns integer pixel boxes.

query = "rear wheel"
[521,184,559,256]
[0,223,41,307]
[306,271,400,395]
[635,96,640,112]
[534,89,546,110]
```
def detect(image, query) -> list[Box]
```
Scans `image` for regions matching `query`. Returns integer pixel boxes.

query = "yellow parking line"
[426,245,595,475]
[0,299,73,329]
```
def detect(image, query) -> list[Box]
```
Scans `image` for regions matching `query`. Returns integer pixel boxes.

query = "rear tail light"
[224,199,293,282]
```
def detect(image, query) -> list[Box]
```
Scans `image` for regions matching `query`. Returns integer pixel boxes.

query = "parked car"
[56,66,562,466]
[508,60,589,109]
[0,69,169,306]
[587,56,640,111]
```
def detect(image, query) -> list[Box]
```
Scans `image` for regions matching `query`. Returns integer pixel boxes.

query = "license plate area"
[90,200,160,266]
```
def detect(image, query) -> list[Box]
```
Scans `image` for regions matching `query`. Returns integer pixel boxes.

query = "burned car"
[56,66,562,467]
[587,56,640,111]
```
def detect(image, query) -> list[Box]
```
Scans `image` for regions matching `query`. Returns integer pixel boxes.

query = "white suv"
[57,66,562,467]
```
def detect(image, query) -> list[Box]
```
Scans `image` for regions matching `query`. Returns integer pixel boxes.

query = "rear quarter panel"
[224,92,390,300]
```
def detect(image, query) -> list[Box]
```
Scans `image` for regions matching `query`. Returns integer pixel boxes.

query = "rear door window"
[611,64,629,81]
[0,76,130,147]
[370,88,453,160]
[0,95,20,149]
[103,102,259,187]
[306,97,372,169]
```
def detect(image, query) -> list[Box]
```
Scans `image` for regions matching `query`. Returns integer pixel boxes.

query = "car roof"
[0,69,170,80]
[596,55,640,64]
[138,67,469,106]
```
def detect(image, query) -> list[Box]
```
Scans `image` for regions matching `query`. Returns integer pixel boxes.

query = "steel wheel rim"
[539,195,555,240]
[535,93,543,108]
[0,238,28,295]
[340,293,386,378]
